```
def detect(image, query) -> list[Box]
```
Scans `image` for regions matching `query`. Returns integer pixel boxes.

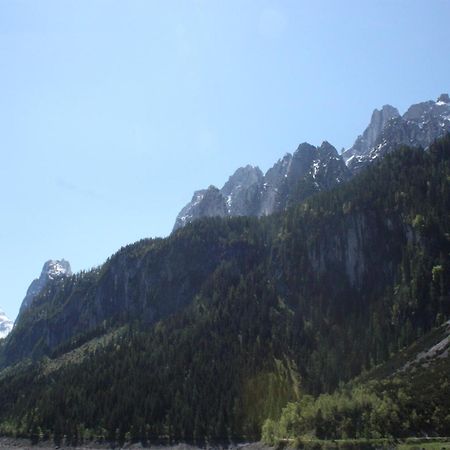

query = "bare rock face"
[259,141,350,215]
[18,259,72,317]
[313,141,352,188]
[173,186,228,231]
[342,105,400,165]
[0,309,13,339]
[259,152,293,216]
[221,165,264,216]
[344,94,450,172]
[174,142,350,230]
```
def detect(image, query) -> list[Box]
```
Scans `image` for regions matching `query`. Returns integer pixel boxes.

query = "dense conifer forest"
[0,135,449,445]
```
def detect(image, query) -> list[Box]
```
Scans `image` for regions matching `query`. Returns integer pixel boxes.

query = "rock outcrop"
[18,259,72,317]
[342,105,400,164]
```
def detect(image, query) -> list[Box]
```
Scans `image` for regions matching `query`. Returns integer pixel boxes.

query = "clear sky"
[1,0,449,321]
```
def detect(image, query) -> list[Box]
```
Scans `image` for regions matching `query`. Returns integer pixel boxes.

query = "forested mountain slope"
[0,135,449,443]
[262,319,450,443]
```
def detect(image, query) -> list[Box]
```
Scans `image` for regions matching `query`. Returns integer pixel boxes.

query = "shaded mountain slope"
[2,219,268,367]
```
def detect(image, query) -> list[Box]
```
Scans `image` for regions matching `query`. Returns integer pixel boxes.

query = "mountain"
[0,309,13,339]
[174,141,350,230]
[174,95,450,231]
[0,135,449,442]
[221,165,264,216]
[18,259,72,318]
[263,319,450,444]
[344,93,450,172]
[173,185,229,230]
[342,104,400,164]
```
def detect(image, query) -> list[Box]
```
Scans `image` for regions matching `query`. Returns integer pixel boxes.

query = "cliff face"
[342,105,400,164]
[221,165,264,216]
[305,211,415,290]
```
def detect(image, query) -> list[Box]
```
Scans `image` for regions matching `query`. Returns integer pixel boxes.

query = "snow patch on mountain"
[344,94,450,172]
[0,309,13,339]
[18,259,72,317]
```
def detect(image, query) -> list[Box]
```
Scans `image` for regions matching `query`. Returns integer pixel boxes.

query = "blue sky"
[1,0,450,320]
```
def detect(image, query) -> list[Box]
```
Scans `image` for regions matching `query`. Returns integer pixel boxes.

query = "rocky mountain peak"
[370,104,400,127]
[310,141,351,188]
[174,96,448,229]
[342,104,400,165]
[18,259,72,317]
[437,93,450,104]
[42,259,72,280]
[344,94,450,173]
[380,104,399,114]
[0,308,13,339]
[221,165,263,194]
[295,142,316,153]
[173,186,228,231]
[402,95,450,122]
[292,143,317,166]
[221,165,264,216]
[318,141,340,158]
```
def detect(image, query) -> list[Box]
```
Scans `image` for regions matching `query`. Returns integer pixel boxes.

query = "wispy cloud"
[55,178,102,199]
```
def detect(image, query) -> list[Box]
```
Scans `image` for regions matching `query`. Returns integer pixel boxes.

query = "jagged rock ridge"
[344,94,450,172]
[175,94,450,230]
[342,105,400,164]
[173,141,350,230]
[173,186,229,231]
[0,309,13,339]
[221,165,264,216]
[18,259,72,317]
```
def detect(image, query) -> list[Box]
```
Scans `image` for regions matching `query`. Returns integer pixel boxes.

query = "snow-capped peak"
[436,93,450,105]
[44,259,72,280]
[17,259,72,318]
[0,308,13,339]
